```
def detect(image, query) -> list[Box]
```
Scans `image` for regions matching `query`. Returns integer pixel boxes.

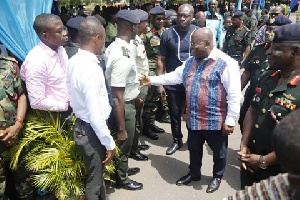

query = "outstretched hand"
[139,73,151,88]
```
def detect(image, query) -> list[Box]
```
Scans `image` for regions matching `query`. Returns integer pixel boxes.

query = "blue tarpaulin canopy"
[0,0,52,61]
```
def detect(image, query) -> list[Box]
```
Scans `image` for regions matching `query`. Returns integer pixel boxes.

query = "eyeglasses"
[47,26,68,34]
[190,41,206,47]
[270,13,280,18]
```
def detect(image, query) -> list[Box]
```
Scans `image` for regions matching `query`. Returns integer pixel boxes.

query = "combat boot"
[149,119,165,133]
[158,113,171,123]
[143,124,159,140]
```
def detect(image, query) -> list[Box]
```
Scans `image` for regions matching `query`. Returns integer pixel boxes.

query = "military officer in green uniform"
[142,6,168,140]
[238,23,300,189]
[105,10,143,190]
[242,9,257,44]
[223,11,251,65]
[239,16,292,132]
[0,55,34,199]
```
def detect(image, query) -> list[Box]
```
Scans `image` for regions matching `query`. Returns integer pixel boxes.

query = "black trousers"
[74,118,107,200]
[240,163,283,189]
[165,89,186,142]
[187,129,228,179]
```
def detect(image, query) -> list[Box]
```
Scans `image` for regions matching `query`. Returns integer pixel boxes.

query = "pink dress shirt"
[21,42,69,111]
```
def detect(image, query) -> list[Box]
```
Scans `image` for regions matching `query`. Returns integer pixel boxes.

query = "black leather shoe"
[176,173,201,186]
[206,178,221,193]
[129,152,148,161]
[138,144,150,151]
[158,114,171,123]
[117,180,143,190]
[128,167,140,176]
[166,142,183,155]
[143,128,159,140]
[150,124,165,133]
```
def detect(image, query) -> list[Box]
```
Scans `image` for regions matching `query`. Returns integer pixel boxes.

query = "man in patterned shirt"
[140,27,241,193]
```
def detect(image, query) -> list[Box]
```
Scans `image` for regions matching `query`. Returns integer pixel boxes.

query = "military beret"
[150,6,165,15]
[266,16,292,26]
[131,9,148,22]
[242,6,248,11]
[117,9,140,24]
[66,16,85,30]
[273,23,300,43]
[233,11,244,18]
[246,9,253,13]
[165,10,173,19]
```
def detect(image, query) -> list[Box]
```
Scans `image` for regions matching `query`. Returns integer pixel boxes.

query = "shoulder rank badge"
[289,75,300,86]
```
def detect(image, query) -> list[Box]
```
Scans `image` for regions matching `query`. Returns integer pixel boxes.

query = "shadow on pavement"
[148,153,213,191]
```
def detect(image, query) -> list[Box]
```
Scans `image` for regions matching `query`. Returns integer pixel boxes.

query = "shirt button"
[255,124,260,129]
[269,93,273,98]
[253,140,256,144]
[261,108,266,113]
[277,113,282,117]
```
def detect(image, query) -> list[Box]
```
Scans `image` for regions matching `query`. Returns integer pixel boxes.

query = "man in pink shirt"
[21,14,70,115]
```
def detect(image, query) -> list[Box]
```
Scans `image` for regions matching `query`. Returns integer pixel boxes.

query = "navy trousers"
[187,129,228,179]
[165,89,186,142]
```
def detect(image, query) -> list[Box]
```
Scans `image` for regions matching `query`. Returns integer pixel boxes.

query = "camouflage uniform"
[142,27,169,124]
[0,55,34,199]
[223,25,251,63]
[243,14,257,43]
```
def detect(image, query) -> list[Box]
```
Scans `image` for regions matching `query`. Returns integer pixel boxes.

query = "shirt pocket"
[268,104,290,122]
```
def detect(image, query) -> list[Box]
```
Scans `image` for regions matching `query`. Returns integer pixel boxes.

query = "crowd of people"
[0,1,300,199]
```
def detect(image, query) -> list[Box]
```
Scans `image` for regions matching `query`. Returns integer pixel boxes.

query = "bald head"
[79,18,105,45]
[195,11,206,22]
[177,4,194,31]
[178,4,194,15]
[193,27,214,44]
[191,28,214,59]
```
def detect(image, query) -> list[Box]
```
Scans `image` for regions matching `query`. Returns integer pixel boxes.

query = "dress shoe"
[128,167,140,176]
[158,114,171,123]
[138,144,150,151]
[176,173,201,186]
[206,178,221,193]
[166,142,183,155]
[150,124,165,133]
[143,128,159,140]
[117,180,143,190]
[129,152,148,161]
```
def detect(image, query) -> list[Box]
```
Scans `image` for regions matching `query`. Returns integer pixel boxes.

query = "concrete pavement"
[107,121,242,200]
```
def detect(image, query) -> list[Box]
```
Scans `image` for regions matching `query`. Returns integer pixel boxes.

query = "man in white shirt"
[67,18,115,200]
[140,27,241,193]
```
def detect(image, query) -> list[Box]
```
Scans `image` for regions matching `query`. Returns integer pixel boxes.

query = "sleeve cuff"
[225,116,236,127]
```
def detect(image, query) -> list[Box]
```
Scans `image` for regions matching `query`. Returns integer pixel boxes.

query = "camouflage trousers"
[0,142,34,200]
[142,69,169,124]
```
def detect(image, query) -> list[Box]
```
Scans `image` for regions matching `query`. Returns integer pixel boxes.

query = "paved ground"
[107,121,242,200]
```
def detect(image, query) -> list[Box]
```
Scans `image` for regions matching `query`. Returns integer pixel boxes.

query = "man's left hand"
[240,153,260,172]
[135,97,143,110]
[222,123,234,136]
[0,124,22,147]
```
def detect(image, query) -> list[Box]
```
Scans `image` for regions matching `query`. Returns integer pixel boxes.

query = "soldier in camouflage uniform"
[142,6,168,140]
[239,16,292,133]
[243,9,257,44]
[0,55,34,199]
[223,11,251,65]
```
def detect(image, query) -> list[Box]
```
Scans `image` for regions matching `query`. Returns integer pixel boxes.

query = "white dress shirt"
[67,49,115,150]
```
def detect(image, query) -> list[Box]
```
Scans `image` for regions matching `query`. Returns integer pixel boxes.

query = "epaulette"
[289,75,300,86]
[121,46,130,58]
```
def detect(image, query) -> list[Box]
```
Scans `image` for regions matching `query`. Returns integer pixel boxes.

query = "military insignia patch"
[268,31,275,41]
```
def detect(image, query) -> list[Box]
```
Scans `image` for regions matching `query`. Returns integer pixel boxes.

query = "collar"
[39,41,63,57]
[77,49,99,64]
[207,47,218,61]
[115,37,133,52]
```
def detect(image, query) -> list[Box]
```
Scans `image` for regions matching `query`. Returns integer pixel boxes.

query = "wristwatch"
[259,155,267,169]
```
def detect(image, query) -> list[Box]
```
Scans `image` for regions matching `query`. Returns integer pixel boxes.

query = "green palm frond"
[9,109,120,200]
